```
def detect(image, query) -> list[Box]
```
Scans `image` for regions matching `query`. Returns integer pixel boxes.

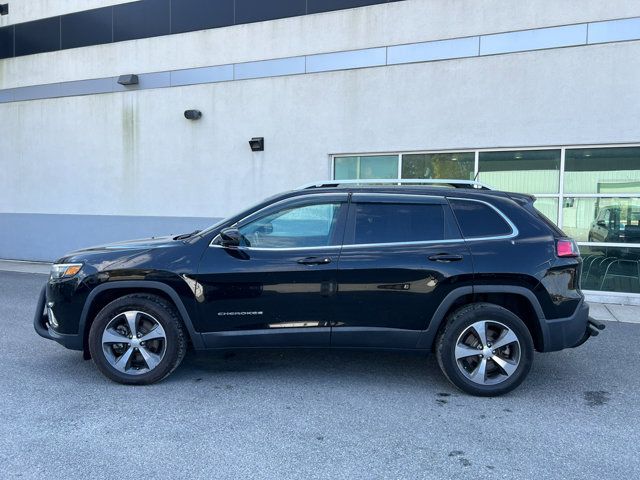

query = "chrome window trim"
[447,197,520,241]
[209,244,342,252]
[341,238,462,249]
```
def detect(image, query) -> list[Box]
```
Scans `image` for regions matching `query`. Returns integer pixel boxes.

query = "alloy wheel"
[454,320,521,385]
[101,310,167,375]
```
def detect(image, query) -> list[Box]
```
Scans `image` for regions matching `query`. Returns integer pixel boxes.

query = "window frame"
[448,197,519,241]
[333,154,400,180]
[341,193,462,248]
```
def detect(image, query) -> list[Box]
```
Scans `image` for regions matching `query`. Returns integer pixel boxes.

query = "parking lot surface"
[0,271,638,479]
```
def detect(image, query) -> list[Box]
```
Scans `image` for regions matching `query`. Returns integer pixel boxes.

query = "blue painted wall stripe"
[0,213,222,262]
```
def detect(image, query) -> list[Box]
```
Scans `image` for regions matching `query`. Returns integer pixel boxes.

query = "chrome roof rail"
[297,179,494,190]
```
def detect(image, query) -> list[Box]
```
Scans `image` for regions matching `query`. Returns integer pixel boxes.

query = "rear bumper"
[33,285,83,351]
[540,300,603,352]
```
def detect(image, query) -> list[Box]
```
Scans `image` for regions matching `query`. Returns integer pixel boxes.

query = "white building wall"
[2,0,640,89]
[2,41,639,218]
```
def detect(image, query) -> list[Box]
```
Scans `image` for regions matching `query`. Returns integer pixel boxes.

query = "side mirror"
[219,228,243,248]
[597,220,606,227]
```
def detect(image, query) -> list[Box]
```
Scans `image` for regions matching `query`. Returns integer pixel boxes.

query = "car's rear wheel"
[435,303,534,396]
[88,294,187,385]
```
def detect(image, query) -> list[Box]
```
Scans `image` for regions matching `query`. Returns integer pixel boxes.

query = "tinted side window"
[0,26,14,59]
[171,0,234,34]
[449,199,512,238]
[113,0,170,42]
[238,203,343,248]
[307,0,387,14]
[235,0,306,24]
[15,17,60,56]
[353,203,444,244]
[61,8,113,50]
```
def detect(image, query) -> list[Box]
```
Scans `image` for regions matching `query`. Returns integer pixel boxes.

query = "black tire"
[435,303,534,397]
[88,294,187,385]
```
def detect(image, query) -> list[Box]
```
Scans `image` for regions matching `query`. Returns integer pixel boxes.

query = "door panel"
[333,242,473,345]
[196,245,339,347]
[332,195,473,348]
[194,194,347,348]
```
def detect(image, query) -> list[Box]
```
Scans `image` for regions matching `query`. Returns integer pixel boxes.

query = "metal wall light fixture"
[117,74,139,86]
[0,4,8,15]
[184,109,202,120]
[249,137,264,152]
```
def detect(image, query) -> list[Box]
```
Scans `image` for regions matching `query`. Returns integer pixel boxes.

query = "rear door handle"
[428,253,463,263]
[297,257,332,265]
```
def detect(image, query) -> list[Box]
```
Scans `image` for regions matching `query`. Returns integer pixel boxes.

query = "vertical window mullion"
[558,147,566,228]
[474,151,479,180]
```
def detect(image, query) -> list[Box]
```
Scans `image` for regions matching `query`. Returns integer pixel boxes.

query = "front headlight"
[50,263,83,280]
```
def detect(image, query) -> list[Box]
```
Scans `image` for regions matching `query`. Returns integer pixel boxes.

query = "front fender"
[79,281,205,350]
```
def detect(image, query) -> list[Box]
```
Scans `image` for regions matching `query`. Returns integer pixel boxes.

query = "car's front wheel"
[435,303,534,396]
[88,294,187,385]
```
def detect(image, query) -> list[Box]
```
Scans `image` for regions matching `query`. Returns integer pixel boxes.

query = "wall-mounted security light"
[184,109,202,120]
[117,74,139,86]
[0,4,8,15]
[249,137,264,152]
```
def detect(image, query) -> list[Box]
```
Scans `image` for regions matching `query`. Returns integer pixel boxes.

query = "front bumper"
[540,300,604,352]
[33,285,83,351]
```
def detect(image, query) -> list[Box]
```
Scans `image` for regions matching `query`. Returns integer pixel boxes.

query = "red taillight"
[557,239,579,257]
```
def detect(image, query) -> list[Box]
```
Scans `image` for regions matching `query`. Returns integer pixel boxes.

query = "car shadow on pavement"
[168,348,451,388]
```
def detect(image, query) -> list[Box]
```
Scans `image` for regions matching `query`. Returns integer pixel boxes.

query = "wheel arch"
[417,286,549,352]
[79,281,204,358]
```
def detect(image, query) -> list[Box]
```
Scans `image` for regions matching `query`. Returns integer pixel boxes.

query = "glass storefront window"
[580,245,640,293]
[533,198,559,225]
[334,155,399,180]
[478,150,560,194]
[401,152,474,180]
[332,145,640,296]
[334,157,358,179]
[562,197,640,243]
[564,147,640,194]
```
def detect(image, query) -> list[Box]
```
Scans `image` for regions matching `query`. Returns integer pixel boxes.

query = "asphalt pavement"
[0,270,638,479]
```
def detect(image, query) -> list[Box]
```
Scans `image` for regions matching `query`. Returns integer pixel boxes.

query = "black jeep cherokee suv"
[34,180,603,396]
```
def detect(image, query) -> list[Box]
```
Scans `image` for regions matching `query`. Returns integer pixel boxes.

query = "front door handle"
[297,257,332,265]
[428,253,463,263]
